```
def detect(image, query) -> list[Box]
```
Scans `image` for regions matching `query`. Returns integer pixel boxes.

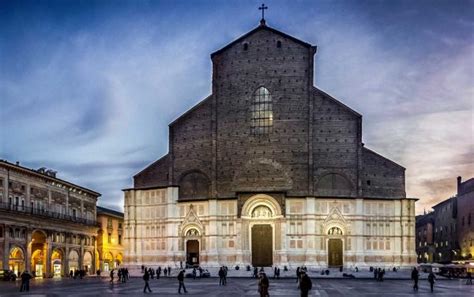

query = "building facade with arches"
[123,20,417,270]
[0,160,100,277]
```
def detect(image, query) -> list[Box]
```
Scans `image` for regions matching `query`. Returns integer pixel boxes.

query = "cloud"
[1,1,472,213]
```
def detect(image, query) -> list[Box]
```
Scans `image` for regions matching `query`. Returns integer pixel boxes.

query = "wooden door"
[328,238,343,267]
[251,224,272,267]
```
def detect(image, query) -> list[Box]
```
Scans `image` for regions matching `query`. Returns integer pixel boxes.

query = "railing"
[0,202,97,226]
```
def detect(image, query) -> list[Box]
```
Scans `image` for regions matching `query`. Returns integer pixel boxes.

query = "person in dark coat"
[373,267,378,280]
[299,270,312,297]
[219,267,225,286]
[143,269,152,293]
[20,270,32,292]
[411,267,419,291]
[109,269,115,283]
[156,266,161,279]
[467,272,472,285]
[258,272,270,297]
[296,267,301,283]
[428,271,436,292]
[177,270,188,294]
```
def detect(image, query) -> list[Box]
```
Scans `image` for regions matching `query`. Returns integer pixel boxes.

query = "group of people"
[68,269,87,279]
[218,266,228,285]
[373,267,385,281]
[141,265,173,278]
[109,267,129,283]
[411,267,437,292]
[142,268,188,294]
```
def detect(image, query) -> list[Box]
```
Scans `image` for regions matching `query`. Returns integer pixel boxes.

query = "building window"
[118,223,122,230]
[469,214,471,225]
[118,235,122,245]
[251,87,273,135]
[277,40,282,48]
[108,233,112,244]
[72,209,77,219]
[243,43,248,51]
[107,218,113,229]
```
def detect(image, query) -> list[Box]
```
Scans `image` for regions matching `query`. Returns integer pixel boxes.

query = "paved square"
[0,277,473,297]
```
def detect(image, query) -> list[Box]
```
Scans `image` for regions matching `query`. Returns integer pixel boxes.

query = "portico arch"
[242,194,282,267]
[9,246,25,276]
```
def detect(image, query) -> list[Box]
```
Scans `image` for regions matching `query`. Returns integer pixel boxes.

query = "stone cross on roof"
[259,3,268,26]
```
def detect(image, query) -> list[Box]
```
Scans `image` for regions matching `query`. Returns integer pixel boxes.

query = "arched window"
[277,40,282,48]
[251,87,273,135]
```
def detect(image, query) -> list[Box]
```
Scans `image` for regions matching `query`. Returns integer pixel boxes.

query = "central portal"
[186,240,199,267]
[251,224,273,267]
[328,238,343,267]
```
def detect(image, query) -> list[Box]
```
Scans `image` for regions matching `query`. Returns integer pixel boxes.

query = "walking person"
[157,266,161,279]
[296,267,301,283]
[411,267,419,291]
[219,267,225,286]
[177,269,188,294]
[466,271,472,285]
[299,270,312,297]
[109,269,115,283]
[143,269,152,293]
[19,270,32,292]
[428,271,436,292]
[192,268,196,280]
[164,267,168,277]
[258,272,270,297]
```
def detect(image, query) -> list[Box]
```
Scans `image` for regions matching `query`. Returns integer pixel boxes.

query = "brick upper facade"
[132,23,406,201]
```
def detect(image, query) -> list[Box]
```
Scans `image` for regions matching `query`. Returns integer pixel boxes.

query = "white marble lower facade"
[123,187,417,269]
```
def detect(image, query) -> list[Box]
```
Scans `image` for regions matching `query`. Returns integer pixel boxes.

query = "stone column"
[3,230,9,270]
[25,229,32,272]
[79,235,84,270]
[4,171,9,203]
[45,232,52,277]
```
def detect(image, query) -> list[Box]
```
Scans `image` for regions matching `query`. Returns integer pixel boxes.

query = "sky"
[0,0,472,213]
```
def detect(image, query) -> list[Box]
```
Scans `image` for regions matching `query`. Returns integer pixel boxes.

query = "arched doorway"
[68,250,79,272]
[103,252,113,272]
[31,230,47,278]
[327,227,343,267]
[9,246,25,276]
[83,251,93,274]
[115,253,123,268]
[51,249,63,277]
[186,240,199,267]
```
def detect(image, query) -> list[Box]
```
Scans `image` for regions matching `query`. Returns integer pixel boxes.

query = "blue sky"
[1,0,473,212]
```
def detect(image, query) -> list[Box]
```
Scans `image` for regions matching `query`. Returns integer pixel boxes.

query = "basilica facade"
[123,20,417,270]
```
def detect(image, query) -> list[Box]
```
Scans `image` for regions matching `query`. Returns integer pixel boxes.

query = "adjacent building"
[96,206,124,272]
[457,177,474,261]
[0,160,100,277]
[415,176,474,264]
[123,19,417,270]
[415,212,435,263]
[432,197,458,263]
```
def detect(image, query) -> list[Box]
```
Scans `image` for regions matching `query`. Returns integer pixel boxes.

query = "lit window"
[251,87,273,135]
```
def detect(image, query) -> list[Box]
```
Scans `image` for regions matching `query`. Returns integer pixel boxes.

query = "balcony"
[0,202,97,226]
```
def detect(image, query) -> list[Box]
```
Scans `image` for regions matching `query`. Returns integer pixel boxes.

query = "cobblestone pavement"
[0,277,473,296]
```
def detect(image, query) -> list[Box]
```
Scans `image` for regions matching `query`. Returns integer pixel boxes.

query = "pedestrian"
[192,268,196,280]
[157,266,161,279]
[168,266,172,276]
[299,270,312,297]
[277,267,280,279]
[19,270,32,292]
[411,267,419,291]
[143,269,152,293]
[118,269,122,283]
[296,266,301,284]
[177,269,188,294]
[258,272,270,297]
[253,267,258,278]
[467,271,472,285]
[96,269,101,277]
[373,267,378,280]
[69,269,73,278]
[274,266,277,279]
[110,269,115,283]
[428,271,436,292]
[223,266,228,285]
[219,267,225,286]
